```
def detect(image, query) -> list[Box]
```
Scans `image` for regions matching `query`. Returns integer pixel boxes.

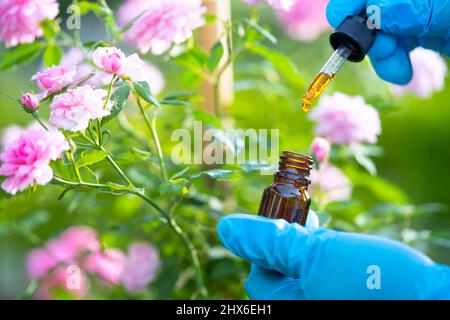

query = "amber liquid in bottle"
[302,72,335,112]
[258,151,314,225]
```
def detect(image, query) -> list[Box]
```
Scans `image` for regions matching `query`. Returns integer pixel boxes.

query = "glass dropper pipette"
[301,44,352,112]
[301,13,377,112]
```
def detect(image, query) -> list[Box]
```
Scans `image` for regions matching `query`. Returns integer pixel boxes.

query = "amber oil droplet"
[302,72,335,112]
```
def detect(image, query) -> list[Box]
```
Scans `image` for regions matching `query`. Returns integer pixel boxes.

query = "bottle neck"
[274,151,313,187]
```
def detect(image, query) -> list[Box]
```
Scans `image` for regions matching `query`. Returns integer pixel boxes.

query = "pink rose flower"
[92,47,127,74]
[26,249,58,280]
[21,93,40,112]
[46,226,101,263]
[84,249,127,284]
[309,92,381,145]
[26,226,160,298]
[310,137,330,163]
[61,48,112,88]
[31,66,75,96]
[92,47,164,87]
[25,225,101,299]
[121,243,160,293]
[310,163,352,204]
[278,0,330,41]
[393,48,448,98]
[119,54,165,94]
[242,0,294,11]
[0,126,69,195]
[117,0,206,55]
[50,85,113,132]
[1,125,23,146]
[84,242,160,292]
[0,0,59,47]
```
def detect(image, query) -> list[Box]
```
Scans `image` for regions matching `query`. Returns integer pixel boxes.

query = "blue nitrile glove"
[217,213,450,299]
[326,0,450,84]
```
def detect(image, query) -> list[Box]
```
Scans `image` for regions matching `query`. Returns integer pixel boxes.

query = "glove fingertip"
[326,0,366,28]
[371,48,413,85]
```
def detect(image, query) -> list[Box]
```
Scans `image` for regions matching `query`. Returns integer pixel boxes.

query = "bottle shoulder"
[265,182,306,197]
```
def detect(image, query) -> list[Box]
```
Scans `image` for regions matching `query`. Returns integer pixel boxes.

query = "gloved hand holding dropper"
[328,0,450,85]
[302,0,450,111]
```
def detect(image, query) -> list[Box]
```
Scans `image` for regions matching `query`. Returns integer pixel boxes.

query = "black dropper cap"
[329,14,377,62]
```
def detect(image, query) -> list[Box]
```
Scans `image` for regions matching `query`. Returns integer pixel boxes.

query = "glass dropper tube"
[301,44,352,112]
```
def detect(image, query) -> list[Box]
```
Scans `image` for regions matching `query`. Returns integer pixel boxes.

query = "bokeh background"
[1,0,449,299]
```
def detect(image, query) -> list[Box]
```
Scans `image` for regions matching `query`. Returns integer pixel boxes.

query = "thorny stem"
[105,154,134,187]
[79,131,134,186]
[31,112,49,131]
[213,80,222,119]
[96,75,116,147]
[135,95,168,181]
[116,112,148,146]
[66,148,82,183]
[104,75,116,110]
[96,119,103,146]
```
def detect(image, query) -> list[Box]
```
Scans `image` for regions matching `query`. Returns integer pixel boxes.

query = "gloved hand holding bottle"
[327,0,450,84]
[217,212,450,299]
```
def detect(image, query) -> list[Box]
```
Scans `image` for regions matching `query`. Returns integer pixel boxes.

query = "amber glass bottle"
[258,151,314,225]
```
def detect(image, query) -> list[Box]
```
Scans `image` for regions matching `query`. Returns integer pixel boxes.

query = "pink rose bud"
[21,93,39,112]
[311,137,330,163]
[92,47,126,74]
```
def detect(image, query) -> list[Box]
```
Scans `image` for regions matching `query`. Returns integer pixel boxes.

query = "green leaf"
[134,81,160,107]
[18,211,49,232]
[79,167,99,184]
[41,19,60,40]
[83,41,109,49]
[77,1,100,15]
[102,83,131,124]
[239,162,277,173]
[173,46,208,77]
[76,150,108,167]
[193,108,222,128]
[191,169,240,182]
[131,147,152,160]
[0,42,44,72]
[43,44,63,67]
[160,178,189,196]
[51,160,77,181]
[350,144,377,176]
[317,211,332,227]
[243,19,277,44]
[344,167,410,204]
[163,92,195,101]
[106,182,137,193]
[207,41,224,73]
[246,43,304,87]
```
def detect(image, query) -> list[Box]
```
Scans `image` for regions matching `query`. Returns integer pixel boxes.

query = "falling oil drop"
[301,72,335,112]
